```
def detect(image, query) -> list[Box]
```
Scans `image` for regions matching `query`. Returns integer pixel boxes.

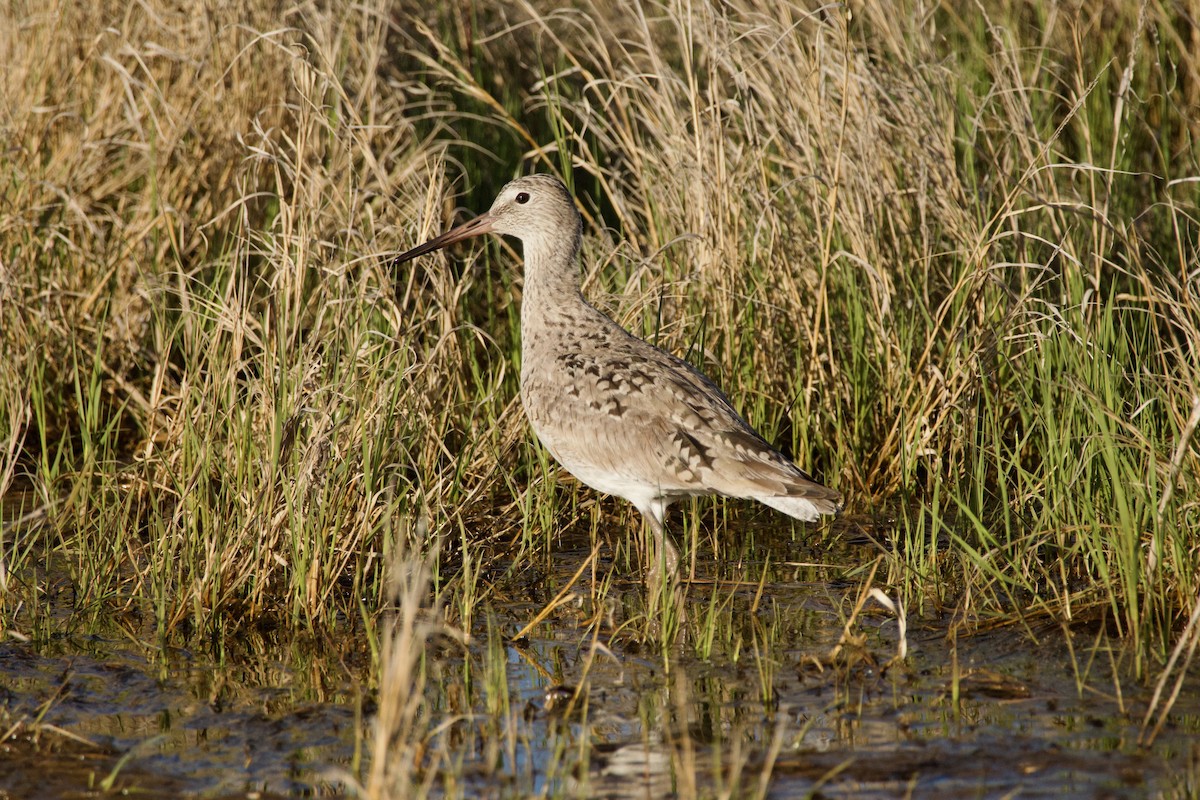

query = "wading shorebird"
[395,175,842,583]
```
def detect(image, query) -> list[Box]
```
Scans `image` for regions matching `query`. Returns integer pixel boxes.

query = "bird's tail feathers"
[756,492,843,522]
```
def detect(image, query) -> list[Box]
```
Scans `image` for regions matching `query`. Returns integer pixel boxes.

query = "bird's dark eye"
[515,192,530,204]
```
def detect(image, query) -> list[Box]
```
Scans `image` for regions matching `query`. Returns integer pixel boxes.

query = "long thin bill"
[392,212,497,265]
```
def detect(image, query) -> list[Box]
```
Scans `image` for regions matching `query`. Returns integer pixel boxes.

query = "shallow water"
[0,631,361,796]
[1,525,1198,798]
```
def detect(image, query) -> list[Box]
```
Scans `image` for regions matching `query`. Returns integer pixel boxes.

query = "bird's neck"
[519,229,587,328]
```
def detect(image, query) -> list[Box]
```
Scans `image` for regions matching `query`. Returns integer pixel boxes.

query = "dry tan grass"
[0,0,476,626]
[1,0,1198,675]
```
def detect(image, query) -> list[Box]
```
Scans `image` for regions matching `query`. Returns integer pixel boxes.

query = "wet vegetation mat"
[3,529,1200,797]
[3,0,1200,796]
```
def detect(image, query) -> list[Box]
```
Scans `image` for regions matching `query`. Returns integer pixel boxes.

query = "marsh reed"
[2,0,1198,758]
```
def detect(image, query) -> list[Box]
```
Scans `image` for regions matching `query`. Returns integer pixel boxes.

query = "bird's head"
[394,174,581,264]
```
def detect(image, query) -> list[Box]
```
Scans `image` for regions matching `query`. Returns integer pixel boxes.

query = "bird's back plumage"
[519,296,842,522]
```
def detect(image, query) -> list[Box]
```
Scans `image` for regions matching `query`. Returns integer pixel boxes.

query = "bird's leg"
[640,506,689,636]
[642,509,680,596]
